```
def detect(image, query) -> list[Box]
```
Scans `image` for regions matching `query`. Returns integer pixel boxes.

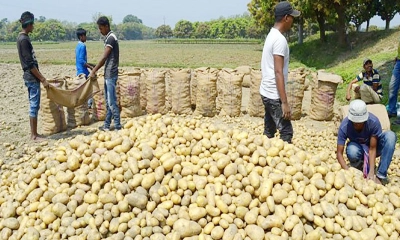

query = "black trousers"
[261,95,293,143]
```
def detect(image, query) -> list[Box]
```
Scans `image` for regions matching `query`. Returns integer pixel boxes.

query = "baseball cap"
[363,58,372,66]
[348,99,369,123]
[274,1,301,18]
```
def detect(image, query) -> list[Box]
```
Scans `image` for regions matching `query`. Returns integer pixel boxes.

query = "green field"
[0,40,263,69]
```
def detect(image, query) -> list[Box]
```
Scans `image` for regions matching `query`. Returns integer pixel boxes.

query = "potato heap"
[1,114,400,240]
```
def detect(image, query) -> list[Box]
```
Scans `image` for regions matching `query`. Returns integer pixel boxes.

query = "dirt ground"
[0,63,394,162]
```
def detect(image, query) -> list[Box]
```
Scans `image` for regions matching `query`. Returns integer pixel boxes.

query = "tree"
[174,20,193,38]
[347,0,378,31]
[247,0,278,35]
[118,22,143,40]
[31,19,66,41]
[194,22,211,38]
[377,0,400,30]
[123,14,142,24]
[36,16,46,23]
[155,24,173,38]
[331,0,352,46]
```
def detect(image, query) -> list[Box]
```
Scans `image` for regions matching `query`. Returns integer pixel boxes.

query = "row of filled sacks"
[91,67,309,120]
[39,74,94,135]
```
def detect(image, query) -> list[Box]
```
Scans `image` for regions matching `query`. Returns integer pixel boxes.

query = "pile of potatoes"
[1,114,400,240]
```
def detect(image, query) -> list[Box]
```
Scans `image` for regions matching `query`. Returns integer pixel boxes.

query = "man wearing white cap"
[260,1,300,143]
[336,99,396,184]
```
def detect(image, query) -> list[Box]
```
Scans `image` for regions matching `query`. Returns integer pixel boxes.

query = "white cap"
[348,99,369,123]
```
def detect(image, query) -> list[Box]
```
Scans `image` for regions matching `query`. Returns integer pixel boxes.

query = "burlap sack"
[235,66,251,88]
[119,69,143,118]
[191,69,198,107]
[165,70,172,112]
[65,74,91,128]
[145,69,167,114]
[170,68,192,115]
[92,74,121,121]
[218,68,244,117]
[309,71,342,121]
[248,68,264,117]
[140,69,147,110]
[286,68,307,120]
[193,67,218,117]
[40,80,67,135]
[340,104,390,131]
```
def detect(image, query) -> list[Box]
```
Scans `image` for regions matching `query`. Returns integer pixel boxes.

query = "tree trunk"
[315,11,326,43]
[356,24,361,32]
[385,19,390,30]
[298,16,304,45]
[366,19,370,32]
[333,2,347,46]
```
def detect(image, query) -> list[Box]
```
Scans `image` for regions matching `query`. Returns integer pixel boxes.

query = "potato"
[172,219,202,238]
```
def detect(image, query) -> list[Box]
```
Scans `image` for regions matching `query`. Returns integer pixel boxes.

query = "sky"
[1,0,399,29]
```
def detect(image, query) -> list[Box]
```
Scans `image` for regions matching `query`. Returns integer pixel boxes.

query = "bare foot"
[374,177,382,185]
[31,135,46,141]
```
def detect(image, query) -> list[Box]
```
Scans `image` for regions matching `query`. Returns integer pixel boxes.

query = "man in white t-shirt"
[260,1,300,143]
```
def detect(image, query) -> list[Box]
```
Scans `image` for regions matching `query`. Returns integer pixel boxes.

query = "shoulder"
[368,113,380,123]
[373,69,379,74]
[339,117,350,131]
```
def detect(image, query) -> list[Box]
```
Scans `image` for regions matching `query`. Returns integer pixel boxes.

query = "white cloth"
[260,27,289,100]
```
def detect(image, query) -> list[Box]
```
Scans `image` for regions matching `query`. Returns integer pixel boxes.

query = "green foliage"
[377,0,400,30]
[122,14,142,24]
[174,20,194,38]
[117,22,143,40]
[155,25,173,38]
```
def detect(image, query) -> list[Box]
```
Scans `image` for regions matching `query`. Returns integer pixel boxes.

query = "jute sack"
[286,68,307,120]
[339,104,390,131]
[235,66,251,88]
[165,69,172,112]
[191,69,198,107]
[92,74,121,121]
[193,67,218,117]
[145,69,167,114]
[65,74,91,128]
[248,68,264,117]
[119,69,142,118]
[140,69,147,110]
[218,68,244,117]
[170,68,192,115]
[40,80,67,135]
[309,70,342,121]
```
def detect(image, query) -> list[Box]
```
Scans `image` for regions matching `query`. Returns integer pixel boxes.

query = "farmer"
[387,38,400,118]
[260,1,300,143]
[75,28,95,108]
[89,16,121,131]
[336,99,396,185]
[346,58,382,104]
[17,11,49,141]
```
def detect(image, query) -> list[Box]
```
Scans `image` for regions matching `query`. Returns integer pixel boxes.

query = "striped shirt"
[104,31,119,79]
[356,69,382,97]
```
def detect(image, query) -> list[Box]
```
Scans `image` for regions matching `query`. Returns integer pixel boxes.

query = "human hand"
[282,102,291,120]
[346,93,351,101]
[42,79,50,89]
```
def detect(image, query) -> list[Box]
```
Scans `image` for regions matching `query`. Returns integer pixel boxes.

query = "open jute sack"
[145,69,167,114]
[119,69,143,118]
[248,68,265,117]
[40,79,67,135]
[193,67,219,117]
[65,74,91,128]
[218,68,244,117]
[309,70,343,121]
[92,74,121,121]
[286,68,307,120]
[170,68,192,115]
[235,65,251,88]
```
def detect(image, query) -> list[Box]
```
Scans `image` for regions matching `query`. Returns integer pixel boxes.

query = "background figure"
[17,11,49,141]
[89,16,121,131]
[259,1,300,143]
[346,58,382,104]
[387,39,400,118]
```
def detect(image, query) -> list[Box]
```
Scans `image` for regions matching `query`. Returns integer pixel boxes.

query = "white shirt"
[260,27,289,99]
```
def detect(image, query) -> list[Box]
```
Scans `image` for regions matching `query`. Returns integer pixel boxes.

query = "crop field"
[0,40,263,69]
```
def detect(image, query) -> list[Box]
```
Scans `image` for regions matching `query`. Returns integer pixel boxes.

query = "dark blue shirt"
[337,113,382,146]
[75,41,89,76]
[104,31,119,79]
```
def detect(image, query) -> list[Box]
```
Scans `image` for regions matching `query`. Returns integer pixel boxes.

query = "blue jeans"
[387,61,400,115]
[25,81,41,118]
[261,96,293,143]
[104,77,121,130]
[346,131,397,178]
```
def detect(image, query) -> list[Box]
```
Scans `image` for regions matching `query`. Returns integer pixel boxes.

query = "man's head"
[348,99,369,131]
[363,58,373,73]
[274,1,300,31]
[97,16,110,36]
[20,11,34,32]
[76,28,87,42]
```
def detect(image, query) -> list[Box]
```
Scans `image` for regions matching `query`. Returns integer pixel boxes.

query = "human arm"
[372,71,380,92]
[273,54,290,120]
[20,39,49,88]
[88,46,112,78]
[30,67,49,88]
[85,63,95,70]
[367,135,378,180]
[336,144,349,170]
[346,78,359,101]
